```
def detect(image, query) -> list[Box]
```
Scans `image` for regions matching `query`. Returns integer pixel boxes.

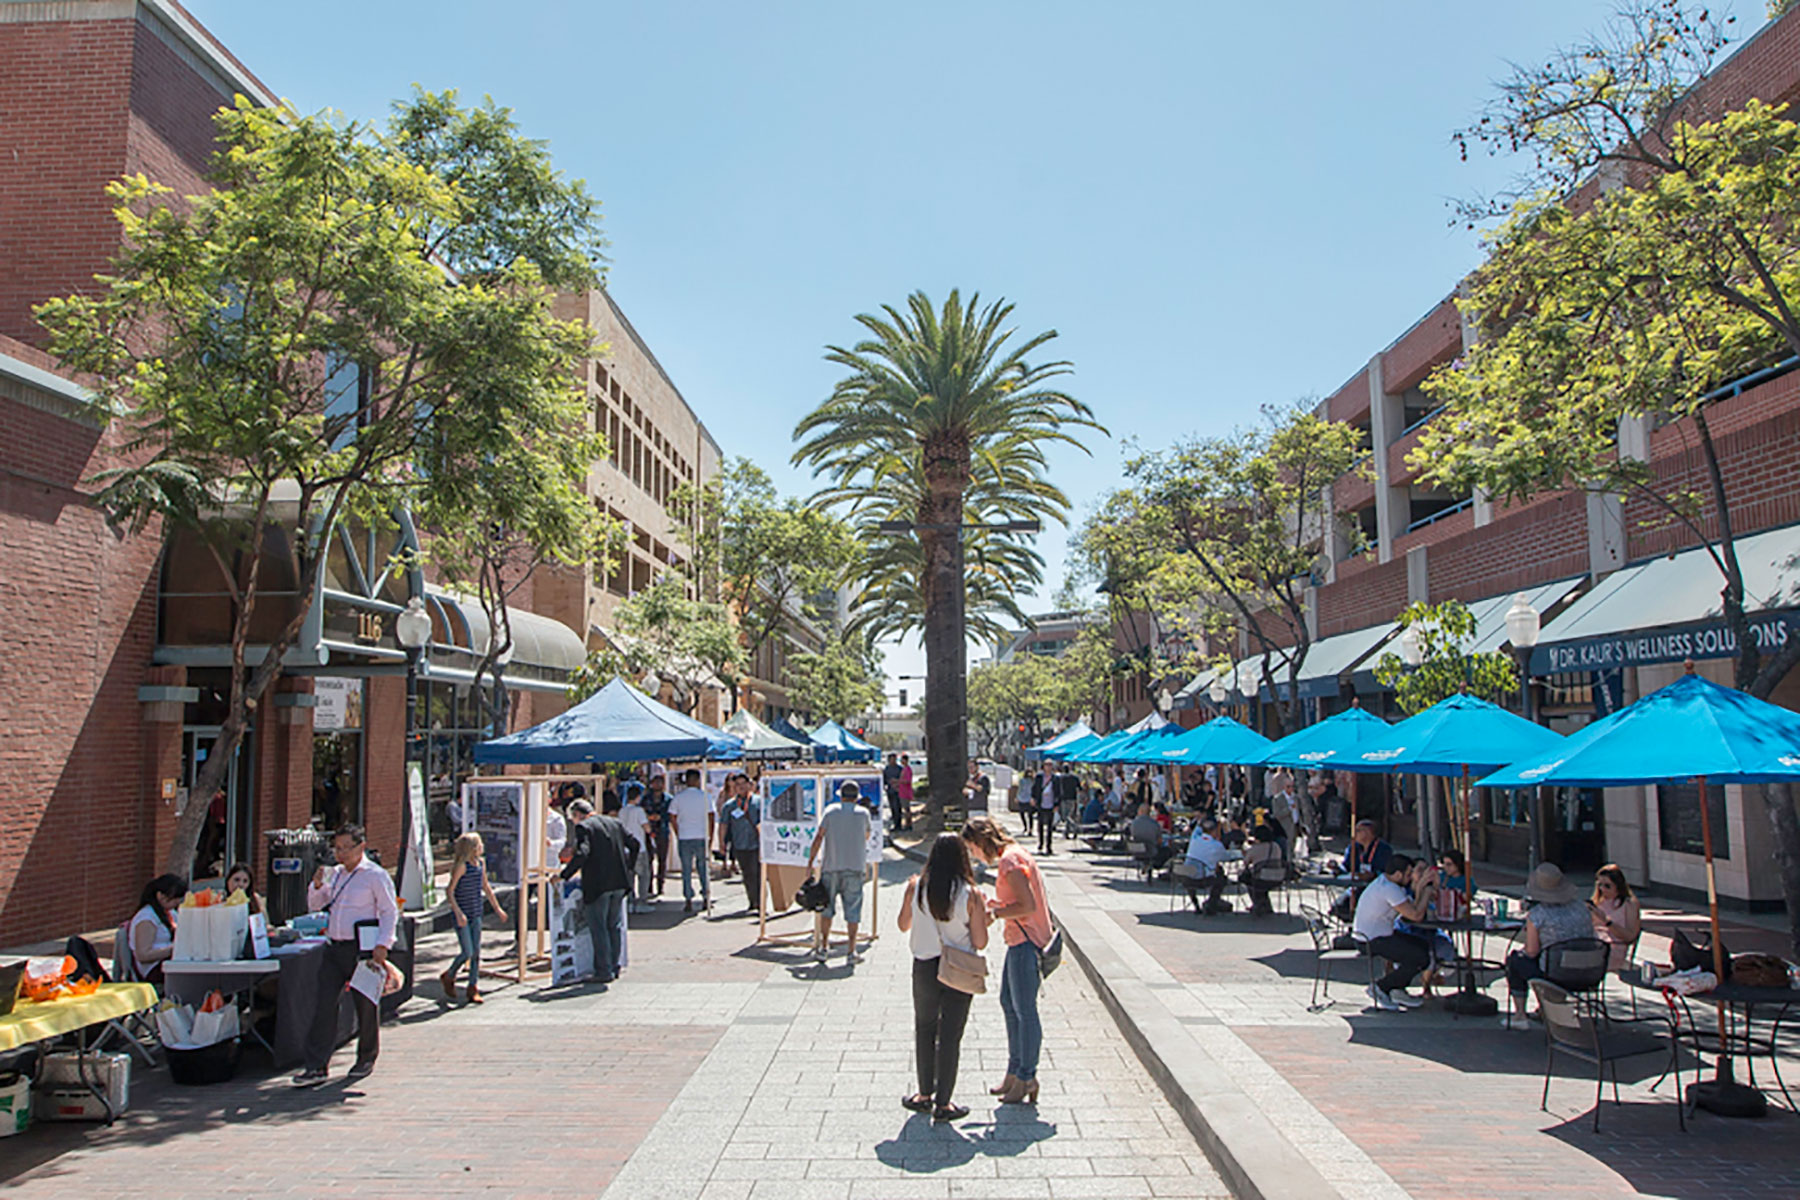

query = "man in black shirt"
[964,758,992,812]
[560,798,632,984]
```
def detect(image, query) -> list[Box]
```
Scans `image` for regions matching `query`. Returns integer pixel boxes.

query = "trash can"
[264,829,334,926]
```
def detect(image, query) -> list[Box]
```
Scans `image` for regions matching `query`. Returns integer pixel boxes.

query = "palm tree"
[793,290,1104,815]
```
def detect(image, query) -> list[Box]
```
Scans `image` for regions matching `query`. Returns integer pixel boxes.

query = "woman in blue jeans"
[960,815,1053,1106]
[440,833,508,1004]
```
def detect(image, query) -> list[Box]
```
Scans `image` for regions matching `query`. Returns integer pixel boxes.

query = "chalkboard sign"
[1657,782,1729,859]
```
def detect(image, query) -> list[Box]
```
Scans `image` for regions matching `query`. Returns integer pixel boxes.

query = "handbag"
[1730,952,1789,989]
[1671,928,1731,974]
[796,875,829,912]
[1037,928,1064,979]
[937,942,988,995]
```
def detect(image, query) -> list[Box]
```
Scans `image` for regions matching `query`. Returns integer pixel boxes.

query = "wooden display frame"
[753,766,885,952]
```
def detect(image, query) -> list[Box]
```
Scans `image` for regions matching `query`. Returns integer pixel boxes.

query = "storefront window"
[1657,781,1729,859]
[424,679,501,851]
[312,676,364,828]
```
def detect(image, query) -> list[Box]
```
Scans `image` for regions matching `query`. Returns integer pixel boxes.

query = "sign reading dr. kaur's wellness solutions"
[1531,611,1798,675]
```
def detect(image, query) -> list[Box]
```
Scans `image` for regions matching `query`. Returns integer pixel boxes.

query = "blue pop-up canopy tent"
[473,677,743,764]
[809,720,881,763]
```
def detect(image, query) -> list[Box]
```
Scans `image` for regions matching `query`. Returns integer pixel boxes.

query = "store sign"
[314,676,363,732]
[1531,610,1799,676]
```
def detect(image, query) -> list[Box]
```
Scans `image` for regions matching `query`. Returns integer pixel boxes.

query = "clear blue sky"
[186,0,1758,695]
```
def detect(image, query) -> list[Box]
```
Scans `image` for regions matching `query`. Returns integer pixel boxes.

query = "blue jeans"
[678,838,710,906]
[447,913,483,989]
[584,889,626,980]
[1000,940,1043,1082]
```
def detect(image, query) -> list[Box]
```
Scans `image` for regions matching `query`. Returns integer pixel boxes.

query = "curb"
[897,840,1345,1200]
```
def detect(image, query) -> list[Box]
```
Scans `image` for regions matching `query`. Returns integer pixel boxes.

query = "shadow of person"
[872,1109,1057,1173]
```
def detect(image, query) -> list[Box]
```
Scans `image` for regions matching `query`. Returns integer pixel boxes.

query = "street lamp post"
[1504,593,1544,867]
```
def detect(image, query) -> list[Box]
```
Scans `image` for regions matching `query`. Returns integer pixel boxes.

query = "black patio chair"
[1530,979,1685,1133]
[1302,903,1374,1010]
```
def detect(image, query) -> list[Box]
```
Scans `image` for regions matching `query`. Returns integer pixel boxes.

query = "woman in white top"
[897,833,992,1122]
[128,873,188,986]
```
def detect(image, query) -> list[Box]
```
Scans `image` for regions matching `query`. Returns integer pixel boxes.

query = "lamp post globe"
[1504,594,1541,651]
[1398,623,1423,667]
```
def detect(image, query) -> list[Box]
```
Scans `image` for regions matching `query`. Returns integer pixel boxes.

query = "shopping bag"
[212,907,249,961]
[171,907,215,961]
[155,1005,195,1046]
[188,1004,239,1047]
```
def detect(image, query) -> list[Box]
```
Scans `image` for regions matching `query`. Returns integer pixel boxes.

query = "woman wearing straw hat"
[1502,863,1594,1028]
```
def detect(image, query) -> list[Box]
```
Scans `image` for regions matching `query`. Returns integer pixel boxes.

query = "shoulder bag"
[931,887,987,995]
[1031,862,1063,978]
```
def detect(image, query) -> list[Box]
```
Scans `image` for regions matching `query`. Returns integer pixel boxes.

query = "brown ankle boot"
[466,985,484,1005]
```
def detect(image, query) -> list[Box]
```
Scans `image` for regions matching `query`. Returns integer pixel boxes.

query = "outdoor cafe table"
[0,982,157,1123]
[1409,914,1525,1015]
[1621,974,1800,1110]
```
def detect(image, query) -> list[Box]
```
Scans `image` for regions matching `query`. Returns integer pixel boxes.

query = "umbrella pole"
[1443,764,1496,1015]
[1688,772,1765,1116]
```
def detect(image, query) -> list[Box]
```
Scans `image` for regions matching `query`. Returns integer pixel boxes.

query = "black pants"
[1505,949,1545,997]
[648,827,670,892]
[1369,932,1433,995]
[1037,808,1055,853]
[892,792,912,831]
[305,939,379,1072]
[1184,868,1228,912]
[912,956,974,1108]
[1020,804,1034,833]
[733,849,761,911]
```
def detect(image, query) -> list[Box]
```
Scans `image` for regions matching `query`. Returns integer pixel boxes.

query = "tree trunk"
[919,469,967,818]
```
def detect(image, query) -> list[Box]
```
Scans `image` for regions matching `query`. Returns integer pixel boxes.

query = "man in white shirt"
[1352,854,1433,1011]
[1181,817,1232,915]
[619,782,652,913]
[669,768,715,914]
[294,823,399,1087]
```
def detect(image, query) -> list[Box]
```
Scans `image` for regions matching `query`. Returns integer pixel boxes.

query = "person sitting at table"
[1080,786,1108,829]
[1342,819,1392,880]
[1181,817,1233,916]
[1220,816,1248,852]
[127,873,188,987]
[1502,862,1595,1028]
[1436,848,1471,903]
[1126,803,1171,871]
[223,862,265,916]
[1153,801,1174,834]
[1588,863,1642,971]
[1241,824,1287,917]
[1353,854,1433,1011]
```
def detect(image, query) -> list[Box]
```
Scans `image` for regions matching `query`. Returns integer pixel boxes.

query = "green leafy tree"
[36,91,605,877]
[1372,601,1519,716]
[568,575,744,711]
[783,635,886,725]
[1126,403,1370,737]
[967,655,1062,758]
[793,291,1103,814]
[1423,0,1800,948]
[672,457,859,697]
[1052,625,1122,729]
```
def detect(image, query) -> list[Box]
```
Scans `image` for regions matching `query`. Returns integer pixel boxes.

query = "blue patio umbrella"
[1067,730,1130,763]
[1146,717,1274,766]
[1477,670,1800,1115]
[1028,721,1094,760]
[1102,723,1189,765]
[1258,707,1393,770]
[1043,732,1101,762]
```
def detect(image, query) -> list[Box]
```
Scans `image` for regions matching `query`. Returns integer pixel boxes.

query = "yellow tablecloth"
[0,983,158,1052]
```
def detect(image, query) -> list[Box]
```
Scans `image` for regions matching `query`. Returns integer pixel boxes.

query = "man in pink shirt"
[293,823,399,1087]
[895,754,916,831]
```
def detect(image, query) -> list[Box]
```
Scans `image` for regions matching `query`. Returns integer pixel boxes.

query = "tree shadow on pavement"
[873,1107,1058,1173]
[1132,909,1305,936]
[1540,1100,1800,1200]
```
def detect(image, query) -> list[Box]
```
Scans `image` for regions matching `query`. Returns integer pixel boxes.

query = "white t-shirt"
[1354,875,1410,942]
[620,803,648,844]
[129,904,171,979]
[909,878,974,960]
[668,787,712,840]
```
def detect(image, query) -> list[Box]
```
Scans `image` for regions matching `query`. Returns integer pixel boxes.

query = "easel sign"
[754,769,884,949]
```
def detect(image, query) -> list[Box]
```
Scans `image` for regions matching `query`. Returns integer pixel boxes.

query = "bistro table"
[1409,914,1525,1015]
[0,982,158,1123]
[1621,974,1799,1111]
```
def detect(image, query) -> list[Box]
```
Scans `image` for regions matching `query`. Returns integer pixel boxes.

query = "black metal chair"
[1530,979,1685,1132]
[1302,903,1374,1010]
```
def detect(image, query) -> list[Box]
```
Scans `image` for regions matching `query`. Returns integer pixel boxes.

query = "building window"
[1657,781,1729,858]
[312,676,365,828]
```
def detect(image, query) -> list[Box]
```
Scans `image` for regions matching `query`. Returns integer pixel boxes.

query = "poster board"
[400,762,438,910]
[463,780,524,886]
[756,769,883,949]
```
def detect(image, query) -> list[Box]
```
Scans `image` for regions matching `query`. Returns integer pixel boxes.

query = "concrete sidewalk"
[1038,842,1800,1200]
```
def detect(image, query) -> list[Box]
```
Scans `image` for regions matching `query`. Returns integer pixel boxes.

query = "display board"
[464,780,524,885]
[758,771,883,867]
[400,762,438,909]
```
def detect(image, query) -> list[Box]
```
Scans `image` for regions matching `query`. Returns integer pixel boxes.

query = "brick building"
[1194,9,1800,909]
[0,1,716,945]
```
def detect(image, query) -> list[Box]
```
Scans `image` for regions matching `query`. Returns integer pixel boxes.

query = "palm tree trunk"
[920,490,967,818]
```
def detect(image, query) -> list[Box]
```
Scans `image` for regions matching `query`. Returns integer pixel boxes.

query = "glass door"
[183,727,248,882]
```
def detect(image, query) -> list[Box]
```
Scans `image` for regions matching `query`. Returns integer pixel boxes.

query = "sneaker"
[1387,990,1421,1010]
[1499,1015,1530,1031]
[1365,984,1402,1012]
[813,944,828,963]
[346,1061,374,1082]
[291,1068,328,1088]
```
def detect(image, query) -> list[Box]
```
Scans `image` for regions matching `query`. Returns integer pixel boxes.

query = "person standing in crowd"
[1037,765,1058,854]
[898,832,992,1123]
[560,797,632,985]
[960,815,1052,1106]
[619,781,652,913]
[884,753,904,828]
[807,780,873,964]
[669,768,714,915]
[642,770,672,897]
[1021,764,1043,835]
[717,772,762,915]
[126,874,187,987]
[964,759,992,813]
[294,824,398,1087]
[441,832,508,1004]
[1355,853,1433,1012]
[895,754,916,831]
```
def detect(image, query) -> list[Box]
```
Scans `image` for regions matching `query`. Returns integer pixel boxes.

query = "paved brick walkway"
[1042,839,1800,1200]
[2,855,1228,1200]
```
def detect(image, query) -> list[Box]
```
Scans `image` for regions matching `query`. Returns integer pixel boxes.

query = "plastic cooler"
[33,1051,130,1121]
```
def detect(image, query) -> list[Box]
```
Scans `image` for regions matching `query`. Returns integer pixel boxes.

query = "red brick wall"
[1628,401,1800,560]
[1427,493,1590,602]
[0,16,137,348]
[1380,298,1461,396]
[1327,367,1370,425]
[126,17,225,202]
[1318,556,1408,637]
